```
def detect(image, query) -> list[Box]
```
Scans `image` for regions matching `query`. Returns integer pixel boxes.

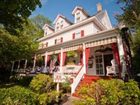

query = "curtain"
[85,48,90,66]
[58,53,61,63]
[111,43,121,77]
[63,52,67,66]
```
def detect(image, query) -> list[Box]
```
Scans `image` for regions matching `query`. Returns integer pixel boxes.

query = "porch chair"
[106,59,117,76]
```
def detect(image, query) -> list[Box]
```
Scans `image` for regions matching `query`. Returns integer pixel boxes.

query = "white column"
[33,54,36,71]
[44,52,48,68]
[117,35,126,78]
[11,61,14,71]
[83,43,86,74]
[60,48,63,73]
[24,59,27,69]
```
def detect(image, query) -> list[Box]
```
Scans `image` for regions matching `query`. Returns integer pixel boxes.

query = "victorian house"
[13,3,128,94]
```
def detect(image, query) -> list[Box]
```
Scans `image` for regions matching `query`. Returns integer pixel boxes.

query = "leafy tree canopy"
[30,14,52,30]
[0,20,41,69]
[117,0,140,28]
[0,0,41,34]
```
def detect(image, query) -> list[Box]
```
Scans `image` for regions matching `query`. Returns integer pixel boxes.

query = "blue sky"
[31,0,123,26]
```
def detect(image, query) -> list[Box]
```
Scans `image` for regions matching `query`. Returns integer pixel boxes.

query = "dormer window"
[76,17,80,22]
[76,12,80,16]
[72,6,89,23]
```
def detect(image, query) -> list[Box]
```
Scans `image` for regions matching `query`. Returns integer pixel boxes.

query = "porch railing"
[71,66,84,94]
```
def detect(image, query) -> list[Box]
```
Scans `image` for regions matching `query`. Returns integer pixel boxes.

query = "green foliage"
[61,82,71,93]
[0,85,38,105]
[14,76,33,87]
[30,74,55,93]
[31,14,52,29]
[0,0,41,33]
[75,79,140,105]
[30,74,62,105]
[67,51,77,57]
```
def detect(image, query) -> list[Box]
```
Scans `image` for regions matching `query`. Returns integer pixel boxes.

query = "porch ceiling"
[36,28,118,54]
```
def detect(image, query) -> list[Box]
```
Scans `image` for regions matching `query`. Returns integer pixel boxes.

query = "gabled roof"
[53,14,73,25]
[42,24,54,31]
[72,6,90,17]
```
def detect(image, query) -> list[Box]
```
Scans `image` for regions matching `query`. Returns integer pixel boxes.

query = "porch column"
[60,48,63,73]
[24,59,27,69]
[83,43,86,74]
[32,54,36,71]
[11,61,14,71]
[44,52,48,68]
[117,35,126,78]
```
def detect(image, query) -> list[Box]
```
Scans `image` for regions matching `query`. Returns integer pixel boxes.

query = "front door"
[95,54,104,76]
[103,54,113,76]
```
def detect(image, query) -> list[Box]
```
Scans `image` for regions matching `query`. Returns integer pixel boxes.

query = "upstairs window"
[76,17,80,22]
[54,37,63,44]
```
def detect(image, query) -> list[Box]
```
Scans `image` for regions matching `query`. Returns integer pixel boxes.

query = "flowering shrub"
[74,79,140,105]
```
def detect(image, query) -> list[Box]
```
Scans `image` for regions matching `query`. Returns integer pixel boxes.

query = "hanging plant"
[67,51,77,57]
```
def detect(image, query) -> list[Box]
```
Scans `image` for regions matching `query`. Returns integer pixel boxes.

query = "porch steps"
[72,75,111,97]
[72,75,100,97]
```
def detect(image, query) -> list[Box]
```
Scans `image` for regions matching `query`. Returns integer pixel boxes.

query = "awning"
[86,37,117,48]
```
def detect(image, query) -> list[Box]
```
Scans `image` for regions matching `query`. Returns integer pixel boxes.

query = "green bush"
[30,74,55,93]
[30,74,62,105]
[75,79,140,105]
[0,85,38,105]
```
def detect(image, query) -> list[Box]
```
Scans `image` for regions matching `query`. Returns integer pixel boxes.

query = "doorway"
[103,54,113,76]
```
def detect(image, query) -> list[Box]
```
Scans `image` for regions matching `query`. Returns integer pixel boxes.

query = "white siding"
[40,22,99,47]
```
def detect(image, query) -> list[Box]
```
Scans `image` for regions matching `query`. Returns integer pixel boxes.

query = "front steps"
[72,75,111,97]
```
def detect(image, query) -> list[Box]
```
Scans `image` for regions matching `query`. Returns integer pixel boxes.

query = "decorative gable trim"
[72,6,89,17]
[53,14,72,25]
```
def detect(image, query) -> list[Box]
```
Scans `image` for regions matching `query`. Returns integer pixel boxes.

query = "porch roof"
[36,28,119,54]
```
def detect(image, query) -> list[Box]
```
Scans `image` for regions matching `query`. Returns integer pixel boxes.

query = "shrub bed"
[74,79,140,105]
[0,85,38,105]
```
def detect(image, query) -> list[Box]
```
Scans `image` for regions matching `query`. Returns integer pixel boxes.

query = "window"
[45,42,48,47]
[61,20,63,23]
[54,37,63,44]
[76,12,80,16]
[76,17,80,22]
[60,25,63,28]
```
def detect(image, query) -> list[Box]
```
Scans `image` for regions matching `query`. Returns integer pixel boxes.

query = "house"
[12,3,128,94]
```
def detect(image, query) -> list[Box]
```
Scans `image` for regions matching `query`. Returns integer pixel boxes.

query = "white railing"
[71,66,84,94]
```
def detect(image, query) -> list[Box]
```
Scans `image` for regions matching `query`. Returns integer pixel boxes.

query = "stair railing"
[71,66,84,94]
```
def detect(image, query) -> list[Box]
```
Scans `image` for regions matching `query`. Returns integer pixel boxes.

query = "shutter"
[61,37,63,43]
[81,30,84,37]
[55,39,57,44]
[72,33,75,39]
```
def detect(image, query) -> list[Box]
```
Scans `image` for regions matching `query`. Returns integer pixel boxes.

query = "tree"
[117,0,140,77]
[0,20,40,70]
[31,14,52,30]
[0,0,41,33]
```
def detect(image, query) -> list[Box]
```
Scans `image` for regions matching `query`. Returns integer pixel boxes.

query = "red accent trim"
[72,33,75,39]
[85,48,90,73]
[81,30,84,37]
[63,52,67,66]
[111,43,121,78]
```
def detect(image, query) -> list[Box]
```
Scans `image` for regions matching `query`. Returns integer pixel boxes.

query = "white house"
[13,3,128,94]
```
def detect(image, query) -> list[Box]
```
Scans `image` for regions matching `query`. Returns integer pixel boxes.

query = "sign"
[53,73,66,83]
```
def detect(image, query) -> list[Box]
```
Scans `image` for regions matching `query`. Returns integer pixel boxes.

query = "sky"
[31,0,123,26]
